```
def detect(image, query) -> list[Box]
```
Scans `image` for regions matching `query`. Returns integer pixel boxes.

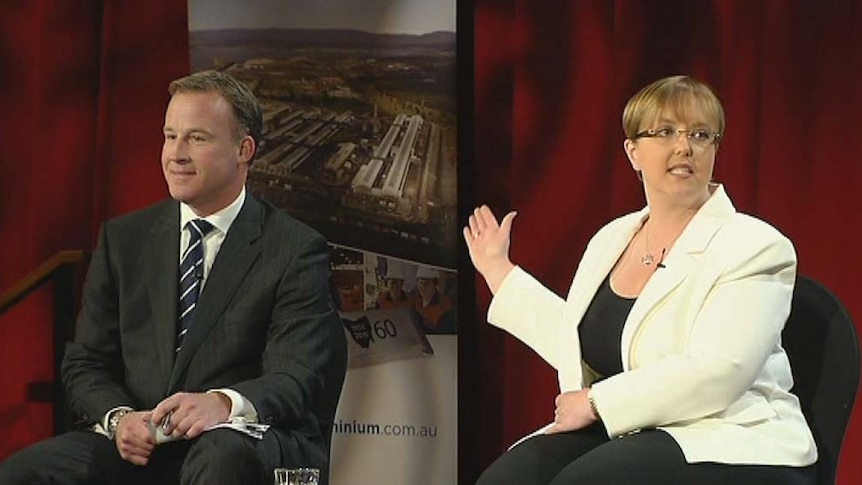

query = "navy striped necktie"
[177,219,214,352]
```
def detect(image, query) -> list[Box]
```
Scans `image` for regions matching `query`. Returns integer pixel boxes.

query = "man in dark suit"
[0,71,347,484]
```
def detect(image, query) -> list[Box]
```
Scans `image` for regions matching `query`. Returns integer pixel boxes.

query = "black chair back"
[782,275,860,485]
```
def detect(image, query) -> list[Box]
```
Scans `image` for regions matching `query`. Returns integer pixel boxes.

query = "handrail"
[0,250,89,434]
[0,250,88,316]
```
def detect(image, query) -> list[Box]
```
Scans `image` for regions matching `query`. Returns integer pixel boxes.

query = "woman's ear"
[623,139,639,171]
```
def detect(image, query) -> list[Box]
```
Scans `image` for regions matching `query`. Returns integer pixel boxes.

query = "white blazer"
[488,185,817,466]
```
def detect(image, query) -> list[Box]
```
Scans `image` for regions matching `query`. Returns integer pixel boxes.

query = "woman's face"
[624,107,718,207]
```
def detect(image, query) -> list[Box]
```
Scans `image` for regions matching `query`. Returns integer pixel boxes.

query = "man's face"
[386,278,404,294]
[161,91,253,216]
[417,278,438,299]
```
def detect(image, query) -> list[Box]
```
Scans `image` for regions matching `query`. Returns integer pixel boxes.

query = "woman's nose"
[673,131,693,155]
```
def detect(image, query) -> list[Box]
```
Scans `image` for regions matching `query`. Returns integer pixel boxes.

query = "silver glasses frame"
[634,127,721,146]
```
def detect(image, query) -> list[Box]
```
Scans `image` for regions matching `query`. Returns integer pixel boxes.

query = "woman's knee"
[476,431,607,485]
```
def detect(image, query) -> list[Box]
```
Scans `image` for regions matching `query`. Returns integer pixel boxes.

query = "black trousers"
[476,423,816,485]
[0,428,286,485]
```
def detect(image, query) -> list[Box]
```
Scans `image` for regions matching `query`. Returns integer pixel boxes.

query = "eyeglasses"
[634,127,721,147]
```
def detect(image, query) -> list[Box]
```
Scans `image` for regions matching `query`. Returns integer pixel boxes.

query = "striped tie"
[177,219,214,352]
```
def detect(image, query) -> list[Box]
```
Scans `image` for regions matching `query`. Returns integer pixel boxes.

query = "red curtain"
[0,0,188,458]
[472,0,862,483]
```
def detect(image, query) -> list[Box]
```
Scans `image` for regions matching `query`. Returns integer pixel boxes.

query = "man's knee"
[0,444,44,484]
[0,431,118,484]
[180,430,266,485]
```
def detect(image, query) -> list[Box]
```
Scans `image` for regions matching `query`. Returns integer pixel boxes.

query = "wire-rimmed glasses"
[634,126,721,147]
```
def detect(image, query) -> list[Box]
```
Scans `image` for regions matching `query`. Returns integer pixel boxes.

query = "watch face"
[110,410,131,432]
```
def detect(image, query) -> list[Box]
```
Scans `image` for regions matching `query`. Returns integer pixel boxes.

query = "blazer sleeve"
[487,266,570,369]
[61,222,137,424]
[590,223,797,437]
[230,233,347,429]
[486,219,624,375]
[486,218,626,374]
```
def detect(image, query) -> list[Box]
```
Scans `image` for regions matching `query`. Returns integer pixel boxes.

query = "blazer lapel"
[562,211,646,381]
[566,210,646,306]
[142,202,181,387]
[620,184,736,369]
[620,259,689,370]
[169,195,263,391]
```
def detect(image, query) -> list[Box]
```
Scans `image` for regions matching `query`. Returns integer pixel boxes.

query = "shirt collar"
[179,186,246,236]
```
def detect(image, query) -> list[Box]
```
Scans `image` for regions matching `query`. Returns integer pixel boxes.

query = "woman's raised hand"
[463,205,517,294]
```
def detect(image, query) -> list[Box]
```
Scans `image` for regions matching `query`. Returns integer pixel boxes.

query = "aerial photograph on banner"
[188,0,457,268]
[187,2,458,483]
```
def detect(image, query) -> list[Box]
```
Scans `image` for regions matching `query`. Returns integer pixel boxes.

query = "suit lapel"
[567,211,646,311]
[142,202,181,387]
[620,258,689,369]
[620,185,736,369]
[169,195,264,391]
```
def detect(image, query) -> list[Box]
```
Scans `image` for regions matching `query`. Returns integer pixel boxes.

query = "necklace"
[641,216,688,267]
[641,222,656,266]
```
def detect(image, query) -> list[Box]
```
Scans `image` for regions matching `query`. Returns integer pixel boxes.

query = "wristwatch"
[587,390,602,422]
[106,408,133,440]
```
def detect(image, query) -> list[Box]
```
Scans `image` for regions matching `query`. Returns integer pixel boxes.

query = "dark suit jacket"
[60,193,347,472]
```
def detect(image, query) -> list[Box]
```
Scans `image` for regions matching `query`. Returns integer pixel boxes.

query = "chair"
[782,275,860,485]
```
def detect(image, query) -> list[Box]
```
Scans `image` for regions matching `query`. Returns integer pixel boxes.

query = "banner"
[187,1,457,483]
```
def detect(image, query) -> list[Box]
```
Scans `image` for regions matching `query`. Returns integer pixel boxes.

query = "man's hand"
[151,392,231,440]
[546,389,597,434]
[115,410,156,465]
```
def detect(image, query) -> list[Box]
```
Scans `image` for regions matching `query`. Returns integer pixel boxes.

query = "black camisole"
[577,274,636,379]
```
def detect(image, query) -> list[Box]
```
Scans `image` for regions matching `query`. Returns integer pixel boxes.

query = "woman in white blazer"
[465,76,817,484]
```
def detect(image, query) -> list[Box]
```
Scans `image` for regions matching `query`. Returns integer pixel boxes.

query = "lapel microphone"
[194,263,204,280]
[656,248,667,269]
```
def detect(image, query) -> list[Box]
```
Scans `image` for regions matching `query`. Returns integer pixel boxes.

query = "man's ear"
[238,135,255,164]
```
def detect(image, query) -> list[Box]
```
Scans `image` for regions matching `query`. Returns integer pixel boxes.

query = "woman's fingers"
[468,205,514,238]
[476,205,498,232]
[462,225,473,244]
[499,211,517,236]
[467,213,480,238]
[472,207,486,236]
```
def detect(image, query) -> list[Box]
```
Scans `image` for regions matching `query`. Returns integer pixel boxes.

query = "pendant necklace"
[641,223,656,266]
[641,218,683,267]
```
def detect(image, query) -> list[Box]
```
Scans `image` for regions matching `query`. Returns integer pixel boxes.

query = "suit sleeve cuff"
[209,389,259,422]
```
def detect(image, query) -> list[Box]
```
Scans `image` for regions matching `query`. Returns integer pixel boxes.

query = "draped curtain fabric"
[470,0,862,482]
[0,0,188,459]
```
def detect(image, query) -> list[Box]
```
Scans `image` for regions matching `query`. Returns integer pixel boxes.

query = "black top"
[578,274,636,379]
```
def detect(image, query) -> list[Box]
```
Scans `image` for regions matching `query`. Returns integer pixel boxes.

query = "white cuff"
[101,405,134,431]
[208,388,258,422]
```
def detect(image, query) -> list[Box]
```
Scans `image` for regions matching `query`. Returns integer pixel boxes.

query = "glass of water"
[273,468,320,485]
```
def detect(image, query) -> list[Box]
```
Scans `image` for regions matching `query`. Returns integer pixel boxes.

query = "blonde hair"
[169,70,263,152]
[622,75,725,140]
